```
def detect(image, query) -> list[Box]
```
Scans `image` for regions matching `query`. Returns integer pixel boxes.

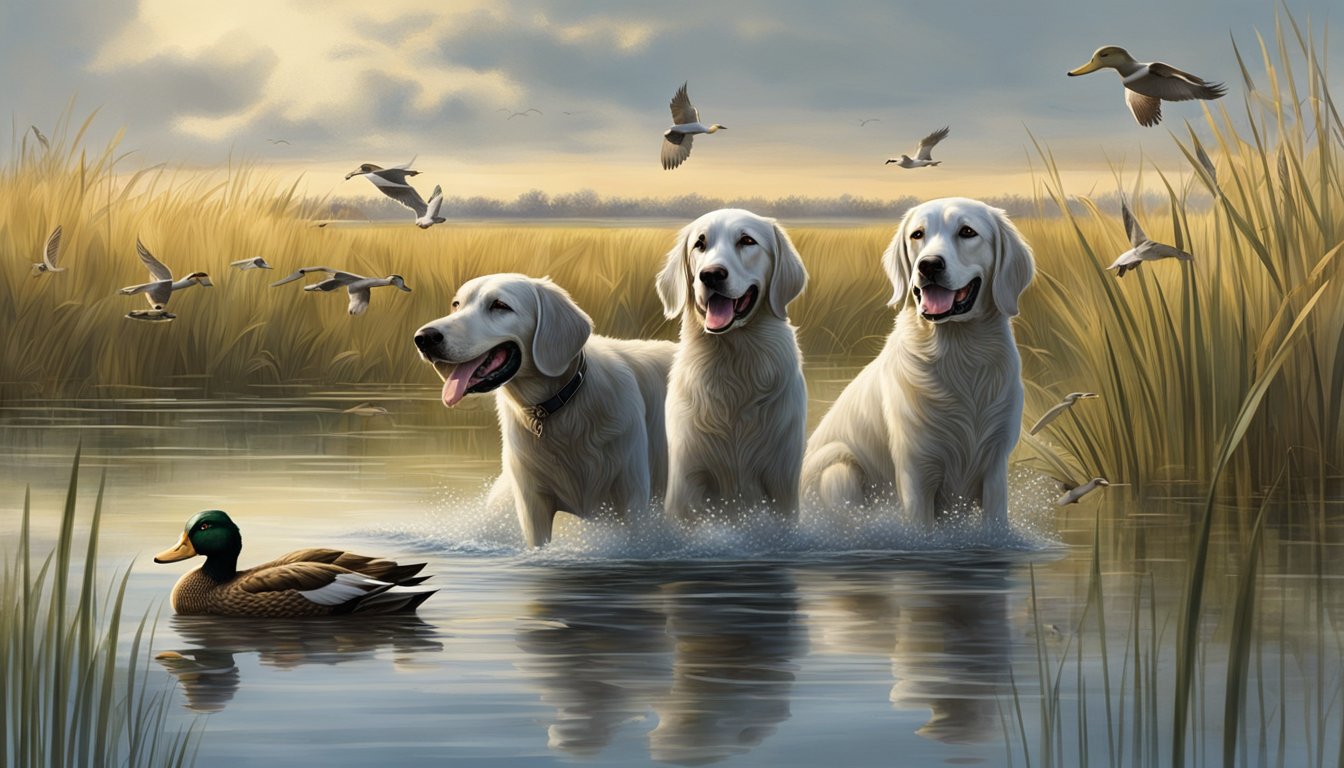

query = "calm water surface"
[1,376,1340,767]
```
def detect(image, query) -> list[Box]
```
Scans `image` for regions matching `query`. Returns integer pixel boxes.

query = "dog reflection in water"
[516,566,802,764]
[815,563,1012,745]
[155,615,442,713]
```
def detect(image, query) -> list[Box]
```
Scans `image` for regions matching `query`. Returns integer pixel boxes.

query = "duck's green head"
[154,510,241,564]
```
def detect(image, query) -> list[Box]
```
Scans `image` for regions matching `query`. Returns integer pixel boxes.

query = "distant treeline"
[322,188,1211,222]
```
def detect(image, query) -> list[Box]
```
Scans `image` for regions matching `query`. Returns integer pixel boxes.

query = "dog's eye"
[692,235,706,252]
[737,235,757,247]
[450,300,460,310]
[958,226,978,238]
[910,228,924,240]
[491,300,513,312]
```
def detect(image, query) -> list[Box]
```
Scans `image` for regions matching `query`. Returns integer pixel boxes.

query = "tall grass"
[1,447,199,767]
[2,14,1341,486]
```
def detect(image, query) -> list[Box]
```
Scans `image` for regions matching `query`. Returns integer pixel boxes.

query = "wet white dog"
[656,209,809,521]
[801,198,1035,528]
[415,274,675,547]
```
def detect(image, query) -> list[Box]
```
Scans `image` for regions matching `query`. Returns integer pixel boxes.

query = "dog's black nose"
[699,266,728,286]
[916,256,945,278]
[414,327,443,352]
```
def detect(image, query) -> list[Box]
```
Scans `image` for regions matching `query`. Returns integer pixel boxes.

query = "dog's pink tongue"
[920,285,955,316]
[441,352,488,408]
[705,294,736,331]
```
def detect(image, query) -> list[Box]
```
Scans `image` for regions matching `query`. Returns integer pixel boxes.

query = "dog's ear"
[768,221,808,319]
[655,224,693,319]
[882,209,915,309]
[530,277,593,377]
[990,208,1035,317]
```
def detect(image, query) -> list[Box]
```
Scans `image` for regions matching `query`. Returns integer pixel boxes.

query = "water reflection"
[157,614,443,713]
[516,563,803,765]
[811,560,1012,744]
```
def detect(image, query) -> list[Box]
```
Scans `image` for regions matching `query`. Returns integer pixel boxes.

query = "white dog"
[415,274,676,547]
[656,209,809,521]
[801,198,1035,528]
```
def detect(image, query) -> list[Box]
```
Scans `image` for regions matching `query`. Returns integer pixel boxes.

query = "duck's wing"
[1028,400,1073,435]
[668,82,699,125]
[662,132,693,170]
[270,266,341,286]
[1125,89,1163,127]
[303,272,365,293]
[914,126,949,161]
[238,562,435,613]
[425,185,444,220]
[119,280,174,307]
[136,238,174,281]
[1143,63,1227,101]
[1143,242,1196,263]
[365,174,428,216]
[1121,201,1147,247]
[43,225,62,268]
[266,548,429,585]
[346,285,372,315]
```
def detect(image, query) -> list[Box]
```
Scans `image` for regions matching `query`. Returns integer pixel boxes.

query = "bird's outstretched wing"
[44,226,62,268]
[915,126,949,161]
[1121,201,1147,247]
[662,132,693,170]
[270,266,353,286]
[303,274,363,293]
[119,280,174,308]
[1144,63,1227,101]
[1029,401,1073,435]
[669,82,699,125]
[366,176,429,217]
[136,238,173,281]
[1125,89,1163,126]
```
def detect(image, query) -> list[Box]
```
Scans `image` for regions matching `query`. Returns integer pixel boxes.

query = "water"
[1,382,1341,767]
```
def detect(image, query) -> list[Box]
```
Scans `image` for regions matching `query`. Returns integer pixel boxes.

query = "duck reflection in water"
[516,563,804,765]
[156,614,443,713]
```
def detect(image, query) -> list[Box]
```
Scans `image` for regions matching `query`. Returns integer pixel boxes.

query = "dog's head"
[413,273,593,407]
[881,197,1034,323]
[656,208,807,334]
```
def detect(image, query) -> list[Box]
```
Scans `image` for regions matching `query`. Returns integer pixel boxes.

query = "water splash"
[371,469,1063,562]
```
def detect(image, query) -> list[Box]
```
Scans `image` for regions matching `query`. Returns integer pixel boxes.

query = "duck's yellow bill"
[1068,59,1103,76]
[153,532,197,563]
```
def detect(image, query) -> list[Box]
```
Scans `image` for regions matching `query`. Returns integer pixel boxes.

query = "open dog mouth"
[701,285,759,333]
[432,342,521,407]
[913,277,980,321]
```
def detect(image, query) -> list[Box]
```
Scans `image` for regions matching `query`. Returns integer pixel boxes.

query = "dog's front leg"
[979,460,1010,530]
[514,486,557,547]
[898,467,937,528]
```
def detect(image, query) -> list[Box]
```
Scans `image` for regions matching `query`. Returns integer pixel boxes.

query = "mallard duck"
[1067,45,1226,127]
[1057,477,1110,506]
[153,510,437,617]
[885,126,949,168]
[271,266,411,315]
[118,238,212,310]
[1108,200,1194,277]
[662,82,726,170]
[32,225,64,275]
[1028,392,1099,435]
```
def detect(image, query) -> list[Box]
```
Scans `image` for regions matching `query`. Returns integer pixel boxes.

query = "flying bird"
[885,126,949,168]
[1029,392,1099,435]
[118,238,212,311]
[30,125,50,150]
[662,82,726,170]
[1107,201,1194,277]
[417,186,445,229]
[343,160,443,228]
[230,257,273,271]
[506,108,543,119]
[858,118,881,127]
[271,267,411,316]
[1067,46,1226,127]
[1057,477,1111,506]
[32,225,65,275]
[267,138,290,145]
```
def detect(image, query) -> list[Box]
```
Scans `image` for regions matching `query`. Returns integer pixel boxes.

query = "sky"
[2,0,1339,203]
